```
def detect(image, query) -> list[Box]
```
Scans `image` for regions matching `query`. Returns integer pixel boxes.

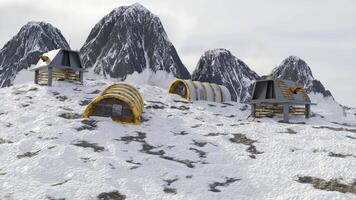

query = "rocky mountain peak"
[270,56,332,97]
[192,48,260,102]
[80,3,190,81]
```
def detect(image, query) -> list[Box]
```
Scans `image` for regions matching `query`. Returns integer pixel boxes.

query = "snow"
[125,68,175,89]
[13,69,33,85]
[0,80,355,199]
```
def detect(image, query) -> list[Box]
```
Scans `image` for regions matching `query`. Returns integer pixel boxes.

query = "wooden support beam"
[283,104,290,123]
[48,67,52,86]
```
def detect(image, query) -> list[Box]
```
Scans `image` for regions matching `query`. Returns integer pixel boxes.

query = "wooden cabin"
[250,79,315,122]
[29,49,84,86]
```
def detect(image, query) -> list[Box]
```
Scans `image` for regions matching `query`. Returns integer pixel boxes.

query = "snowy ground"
[0,80,355,200]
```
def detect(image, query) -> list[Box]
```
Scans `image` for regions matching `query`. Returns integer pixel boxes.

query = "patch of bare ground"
[71,140,105,152]
[17,150,41,159]
[229,134,263,159]
[209,177,240,192]
[297,176,356,195]
[313,126,356,133]
[97,190,126,200]
[116,132,197,168]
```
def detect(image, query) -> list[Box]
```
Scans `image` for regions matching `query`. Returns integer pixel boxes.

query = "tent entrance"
[91,99,133,120]
[171,82,188,98]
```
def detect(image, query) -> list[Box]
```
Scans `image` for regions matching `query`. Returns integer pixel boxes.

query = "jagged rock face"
[80,3,190,80]
[270,56,332,97]
[192,49,260,102]
[0,21,70,87]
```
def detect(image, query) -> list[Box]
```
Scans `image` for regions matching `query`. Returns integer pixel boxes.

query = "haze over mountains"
[0,3,338,104]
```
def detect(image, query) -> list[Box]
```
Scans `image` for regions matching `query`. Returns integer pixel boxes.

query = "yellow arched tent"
[168,79,231,102]
[83,83,144,124]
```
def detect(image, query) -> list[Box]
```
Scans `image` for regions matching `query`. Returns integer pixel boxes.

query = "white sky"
[0,0,355,107]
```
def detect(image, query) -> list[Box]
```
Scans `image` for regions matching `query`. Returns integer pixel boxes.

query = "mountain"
[80,3,190,81]
[192,48,260,102]
[270,56,332,97]
[0,21,70,87]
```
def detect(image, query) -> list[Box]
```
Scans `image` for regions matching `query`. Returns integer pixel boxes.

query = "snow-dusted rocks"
[192,48,260,102]
[80,3,190,81]
[270,56,332,97]
[0,21,70,87]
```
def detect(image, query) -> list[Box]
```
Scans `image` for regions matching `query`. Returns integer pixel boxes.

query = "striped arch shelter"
[168,79,231,102]
[83,83,144,125]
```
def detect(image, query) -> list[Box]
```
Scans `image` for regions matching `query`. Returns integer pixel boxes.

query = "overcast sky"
[0,0,355,106]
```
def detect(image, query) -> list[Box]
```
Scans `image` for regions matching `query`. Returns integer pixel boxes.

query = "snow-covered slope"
[192,48,260,102]
[0,80,355,200]
[0,21,70,87]
[80,3,191,82]
[270,56,332,97]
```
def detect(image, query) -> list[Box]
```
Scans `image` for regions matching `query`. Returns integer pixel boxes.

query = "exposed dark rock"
[163,187,177,194]
[126,159,142,170]
[173,100,190,104]
[205,132,228,137]
[189,147,207,158]
[230,134,263,158]
[297,176,356,195]
[72,140,105,152]
[89,89,101,94]
[191,124,202,128]
[46,196,66,200]
[59,106,74,111]
[346,135,356,140]
[160,155,196,168]
[229,134,256,145]
[56,95,68,101]
[209,177,240,192]
[280,128,298,134]
[51,179,71,187]
[163,178,178,186]
[171,131,189,136]
[97,190,126,200]
[328,152,353,158]
[79,99,92,106]
[313,126,356,133]
[192,140,207,147]
[76,119,98,131]
[17,150,41,159]
[117,131,146,144]
[170,105,190,110]
[0,138,13,144]
[58,112,82,120]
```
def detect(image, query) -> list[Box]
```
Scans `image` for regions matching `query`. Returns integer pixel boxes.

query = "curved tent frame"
[168,79,231,102]
[83,83,144,124]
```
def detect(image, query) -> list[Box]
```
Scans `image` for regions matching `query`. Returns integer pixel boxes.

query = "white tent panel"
[221,85,232,101]
[185,80,197,101]
[211,84,222,103]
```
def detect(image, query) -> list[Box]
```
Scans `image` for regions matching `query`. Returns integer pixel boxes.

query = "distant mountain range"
[0,3,334,103]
